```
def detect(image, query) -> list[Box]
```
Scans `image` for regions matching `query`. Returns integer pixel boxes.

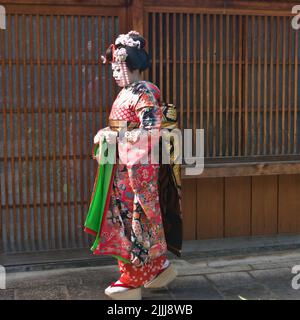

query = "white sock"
[163,259,170,269]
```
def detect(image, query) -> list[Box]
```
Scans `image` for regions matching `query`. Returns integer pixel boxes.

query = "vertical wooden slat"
[64,15,72,246]
[263,16,268,155]
[56,15,66,247]
[43,14,52,249]
[251,15,255,156]
[236,16,240,157]
[104,16,109,123]
[238,15,243,157]
[71,15,79,246]
[186,13,190,130]
[151,13,156,86]
[166,13,170,103]
[144,11,149,81]
[29,14,39,248]
[287,17,292,155]
[91,16,97,173]
[269,16,274,155]
[84,15,91,247]
[1,20,10,250]
[200,14,203,130]
[0,28,2,250]
[212,14,216,157]
[112,16,117,98]
[225,14,229,157]
[22,14,30,248]
[43,16,52,250]
[117,7,126,34]
[50,15,58,248]
[197,178,224,239]
[275,16,280,155]
[10,15,16,248]
[227,15,232,156]
[281,16,286,155]
[7,15,18,248]
[180,13,183,129]
[192,13,196,139]
[159,12,163,99]
[257,16,261,155]
[77,15,85,245]
[98,16,103,128]
[12,15,24,250]
[36,15,46,246]
[293,21,298,153]
[206,14,210,156]
[172,13,176,108]
[15,15,25,250]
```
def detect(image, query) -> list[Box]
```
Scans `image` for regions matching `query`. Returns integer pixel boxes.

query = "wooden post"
[127,0,144,35]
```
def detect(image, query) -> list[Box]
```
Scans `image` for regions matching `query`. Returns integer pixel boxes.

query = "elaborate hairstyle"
[101,30,150,72]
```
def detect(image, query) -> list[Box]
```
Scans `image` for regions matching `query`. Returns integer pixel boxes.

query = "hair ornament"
[100,55,107,64]
[113,47,128,63]
[115,32,141,49]
[128,30,140,36]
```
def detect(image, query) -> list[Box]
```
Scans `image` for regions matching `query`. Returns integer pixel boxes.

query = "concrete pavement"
[1,247,300,300]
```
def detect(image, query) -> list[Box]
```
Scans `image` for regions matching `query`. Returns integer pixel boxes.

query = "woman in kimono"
[85,31,181,300]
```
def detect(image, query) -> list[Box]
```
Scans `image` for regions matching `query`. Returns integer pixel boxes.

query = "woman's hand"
[94,127,118,165]
[94,127,118,145]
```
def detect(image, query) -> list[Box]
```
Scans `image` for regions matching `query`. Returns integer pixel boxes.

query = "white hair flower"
[115,33,141,49]
[113,47,128,62]
[128,30,140,36]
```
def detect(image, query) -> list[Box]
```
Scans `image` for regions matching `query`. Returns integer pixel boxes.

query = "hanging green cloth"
[84,139,130,263]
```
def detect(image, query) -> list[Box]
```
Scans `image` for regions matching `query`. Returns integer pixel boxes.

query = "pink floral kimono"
[85,80,182,286]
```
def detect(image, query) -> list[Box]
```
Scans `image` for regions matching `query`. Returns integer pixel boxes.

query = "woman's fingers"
[94,132,101,144]
[104,131,118,144]
[93,126,111,144]
[94,130,118,144]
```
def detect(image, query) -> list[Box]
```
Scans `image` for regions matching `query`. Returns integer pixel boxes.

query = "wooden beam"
[182,161,300,178]
[144,0,298,16]
[0,0,126,6]
[144,0,299,11]
[4,4,126,15]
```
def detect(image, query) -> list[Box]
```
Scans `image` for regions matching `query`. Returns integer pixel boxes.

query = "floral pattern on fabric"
[111,81,162,167]
[95,81,167,267]
[95,163,167,266]
[118,255,167,287]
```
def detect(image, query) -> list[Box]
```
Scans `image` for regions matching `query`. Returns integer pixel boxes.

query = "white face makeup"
[112,62,128,87]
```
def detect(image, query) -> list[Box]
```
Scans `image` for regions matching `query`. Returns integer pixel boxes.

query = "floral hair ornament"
[115,30,141,49]
[127,30,147,49]
[113,47,128,63]
[105,43,130,85]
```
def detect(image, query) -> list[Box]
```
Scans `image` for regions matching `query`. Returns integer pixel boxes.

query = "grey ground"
[2,235,300,300]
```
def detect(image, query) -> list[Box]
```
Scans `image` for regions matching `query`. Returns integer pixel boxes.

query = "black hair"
[105,33,150,72]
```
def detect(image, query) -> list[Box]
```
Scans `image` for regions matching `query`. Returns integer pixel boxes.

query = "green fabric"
[84,139,130,263]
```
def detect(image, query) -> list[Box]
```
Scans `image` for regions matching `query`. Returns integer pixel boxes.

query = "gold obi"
[108,119,139,132]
